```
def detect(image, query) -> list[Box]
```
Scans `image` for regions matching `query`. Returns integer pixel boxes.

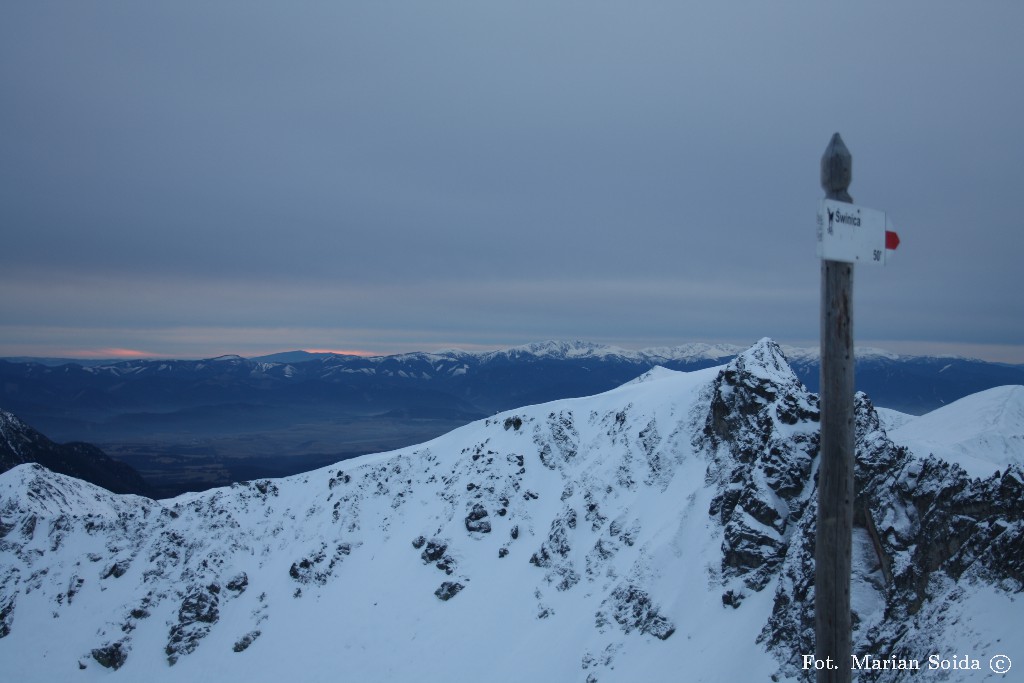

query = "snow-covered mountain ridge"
[1,339,1022,682]
[7,338,1018,423]
[888,386,1024,479]
[0,339,942,377]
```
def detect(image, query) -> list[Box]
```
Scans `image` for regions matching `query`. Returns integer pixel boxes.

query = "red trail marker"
[886,230,900,250]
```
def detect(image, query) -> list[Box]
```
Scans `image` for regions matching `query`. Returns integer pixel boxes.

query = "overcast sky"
[2,2,1022,361]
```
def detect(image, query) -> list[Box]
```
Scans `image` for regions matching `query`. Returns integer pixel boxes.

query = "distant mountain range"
[3,340,1022,496]
[3,340,1021,427]
[1,339,1020,681]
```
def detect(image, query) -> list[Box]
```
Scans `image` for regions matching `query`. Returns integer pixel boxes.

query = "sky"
[2,2,1022,362]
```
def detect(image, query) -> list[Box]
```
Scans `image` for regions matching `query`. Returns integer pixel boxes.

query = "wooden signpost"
[814,133,899,683]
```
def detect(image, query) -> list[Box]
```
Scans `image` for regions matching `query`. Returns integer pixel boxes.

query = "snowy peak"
[493,339,743,364]
[698,338,820,593]
[919,384,1024,434]
[492,339,637,361]
[889,384,1024,478]
[653,341,743,361]
[727,337,801,386]
[779,344,902,363]
[621,366,680,386]
[703,339,816,449]
[0,463,157,519]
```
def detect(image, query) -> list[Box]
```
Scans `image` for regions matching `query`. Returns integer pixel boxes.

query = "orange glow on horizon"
[303,348,377,357]
[72,348,155,359]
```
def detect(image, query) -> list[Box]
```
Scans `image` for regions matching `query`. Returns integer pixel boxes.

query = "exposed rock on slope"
[697,340,820,597]
[762,392,1024,681]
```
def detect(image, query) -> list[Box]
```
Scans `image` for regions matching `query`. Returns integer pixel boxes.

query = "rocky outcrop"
[596,583,675,640]
[688,341,1024,681]
[696,339,819,595]
[232,630,261,653]
[530,506,580,591]
[465,503,492,533]
[166,583,221,665]
[91,641,128,669]
[289,544,352,586]
[434,581,464,601]
[0,410,151,496]
[0,596,14,639]
[760,391,1024,681]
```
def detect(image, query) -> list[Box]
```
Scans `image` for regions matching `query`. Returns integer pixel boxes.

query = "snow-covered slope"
[889,385,1024,479]
[1,340,1021,683]
[875,407,916,433]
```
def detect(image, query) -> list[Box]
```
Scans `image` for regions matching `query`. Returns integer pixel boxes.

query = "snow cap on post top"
[821,132,852,203]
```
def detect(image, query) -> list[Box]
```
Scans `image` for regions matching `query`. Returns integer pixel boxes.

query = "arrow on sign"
[885,230,900,250]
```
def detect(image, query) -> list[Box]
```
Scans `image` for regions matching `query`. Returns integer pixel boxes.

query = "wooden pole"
[815,132,855,683]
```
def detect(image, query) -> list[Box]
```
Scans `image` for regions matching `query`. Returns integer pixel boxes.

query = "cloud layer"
[1,3,1021,360]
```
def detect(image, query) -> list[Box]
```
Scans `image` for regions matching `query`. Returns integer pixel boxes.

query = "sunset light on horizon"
[302,348,377,357]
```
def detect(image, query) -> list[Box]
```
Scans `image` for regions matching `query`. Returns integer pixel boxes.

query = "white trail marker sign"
[816,199,900,265]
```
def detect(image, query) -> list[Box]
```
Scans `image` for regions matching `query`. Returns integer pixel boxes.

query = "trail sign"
[816,199,899,265]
